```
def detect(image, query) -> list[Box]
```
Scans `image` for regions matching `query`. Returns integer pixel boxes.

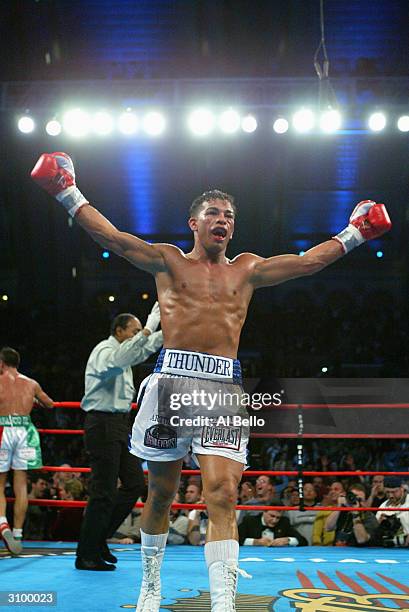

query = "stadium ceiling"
[2,76,409,112]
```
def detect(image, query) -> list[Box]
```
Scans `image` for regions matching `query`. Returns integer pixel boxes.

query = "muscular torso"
[0,372,38,416]
[155,247,258,358]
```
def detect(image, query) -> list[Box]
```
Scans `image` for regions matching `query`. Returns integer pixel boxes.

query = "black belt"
[86,410,129,418]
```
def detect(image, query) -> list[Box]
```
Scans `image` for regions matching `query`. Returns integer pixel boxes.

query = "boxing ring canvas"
[1,542,409,611]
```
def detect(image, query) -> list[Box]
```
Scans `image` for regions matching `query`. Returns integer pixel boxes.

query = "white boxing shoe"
[208,559,251,612]
[136,547,163,612]
[0,523,22,555]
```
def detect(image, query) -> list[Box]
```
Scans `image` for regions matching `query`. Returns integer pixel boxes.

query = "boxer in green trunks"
[0,347,53,554]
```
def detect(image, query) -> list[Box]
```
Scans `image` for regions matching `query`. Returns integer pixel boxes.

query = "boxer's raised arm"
[250,240,342,288]
[251,200,391,288]
[31,152,166,274]
[75,205,166,273]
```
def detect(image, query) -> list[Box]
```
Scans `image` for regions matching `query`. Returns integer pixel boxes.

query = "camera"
[346,490,358,505]
[378,515,403,547]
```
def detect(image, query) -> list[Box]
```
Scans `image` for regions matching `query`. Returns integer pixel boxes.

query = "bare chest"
[171,264,248,304]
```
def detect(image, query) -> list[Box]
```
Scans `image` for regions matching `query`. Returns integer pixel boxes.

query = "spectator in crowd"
[50,479,84,541]
[239,505,307,547]
[168,493,188,545]
[324,483,378,546]
[184,483,202,506]
[238,475,278,521]
[289,489,300,506]
[375,476,409,547]
[289,482,319,545]
[312,476,327,502]
[281,483,296,506]
[23,473,52,540]
[107,508,142,545]
[367,475,387,510]
[50,465,80,498]
[312,481,345,546]
[239,481,255,504]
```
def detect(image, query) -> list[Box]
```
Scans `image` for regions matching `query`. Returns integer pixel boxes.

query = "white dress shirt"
[81,331,163,413]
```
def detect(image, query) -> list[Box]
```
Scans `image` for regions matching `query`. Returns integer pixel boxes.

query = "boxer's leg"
[12,470,28,530]
[197,454,245,612]
[0,471,22,555]
[0,472,7,520]
[136,459,182,612]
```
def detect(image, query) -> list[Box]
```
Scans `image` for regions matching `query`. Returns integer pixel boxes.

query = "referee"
[75,302,162,571]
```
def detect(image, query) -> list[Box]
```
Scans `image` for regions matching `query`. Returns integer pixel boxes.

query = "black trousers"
[76,411,146,560]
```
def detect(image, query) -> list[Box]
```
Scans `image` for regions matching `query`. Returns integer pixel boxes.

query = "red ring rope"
[40,466,409,478]
[6,498,409,513]
[28,400,409,518]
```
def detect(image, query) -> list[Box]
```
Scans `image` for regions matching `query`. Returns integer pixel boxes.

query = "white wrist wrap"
[333,224,365,254]
[56,186,88,218]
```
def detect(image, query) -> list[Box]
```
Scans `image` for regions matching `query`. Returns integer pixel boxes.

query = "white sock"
[140,529,168,557]
[0,516,9,527]
[13,528,22,538]
[204,539,239,568]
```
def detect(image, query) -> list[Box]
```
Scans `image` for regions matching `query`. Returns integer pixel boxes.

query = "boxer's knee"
[147,477,179,514]
[205,477,238,510]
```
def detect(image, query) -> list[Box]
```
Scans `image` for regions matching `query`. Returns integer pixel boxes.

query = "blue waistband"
[154,349,242,384]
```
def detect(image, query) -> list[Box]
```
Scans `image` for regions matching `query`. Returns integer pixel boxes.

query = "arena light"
[102,251,110,259]
[187,108,215,136]
[292,109,315,133]
[241,114,257,133]
[18,116,35,134]
[118,111,139,135]
[273,117,289,134]
[141,293,149,300]
[1,295,8,302]
[397,115,409,132]
[142,111,166,136]
[298,250,305,256]
[321,366,328,373]
[320,109,342,133]
[92,111,113,136]
[108,295,115,302]
[376,250,384,258]
[368,112,386,132]
[219,109,241,134]
[63,109,90,138]
[45,119,62,136]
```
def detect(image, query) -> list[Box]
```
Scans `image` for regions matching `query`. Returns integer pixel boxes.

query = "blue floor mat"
[1,542,408,611]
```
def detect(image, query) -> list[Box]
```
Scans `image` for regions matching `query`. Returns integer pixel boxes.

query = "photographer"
[375,476,409,547]
[325,483,378,546]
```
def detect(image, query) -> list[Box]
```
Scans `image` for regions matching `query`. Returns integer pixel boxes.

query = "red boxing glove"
[31,152,88,217]
[333,200,392,253]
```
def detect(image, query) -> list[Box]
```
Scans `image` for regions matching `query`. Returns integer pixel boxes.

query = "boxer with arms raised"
[31,152,391,611]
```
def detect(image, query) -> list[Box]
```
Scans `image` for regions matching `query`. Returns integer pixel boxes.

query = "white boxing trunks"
[130,349,249,464]
[0,415,43,472]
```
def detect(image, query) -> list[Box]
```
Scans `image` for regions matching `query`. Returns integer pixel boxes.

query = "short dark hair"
[110,313,136,336]
[189,189,236,218]
[30,472,47,485]
[349,483,367,495]
[0,346,20,368]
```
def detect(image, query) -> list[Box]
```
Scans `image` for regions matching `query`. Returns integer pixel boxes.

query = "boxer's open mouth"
[211,227,227,238]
